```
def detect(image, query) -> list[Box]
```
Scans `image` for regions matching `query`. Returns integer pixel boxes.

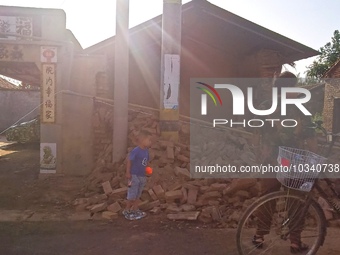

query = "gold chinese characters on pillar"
[41,64,56,123]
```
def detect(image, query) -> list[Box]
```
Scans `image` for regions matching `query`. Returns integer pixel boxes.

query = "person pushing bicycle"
[251,71,319,253]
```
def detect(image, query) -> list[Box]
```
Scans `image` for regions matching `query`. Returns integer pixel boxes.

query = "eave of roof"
[65,29,83,51]
[84,0,319,63]
[0,5,65,17]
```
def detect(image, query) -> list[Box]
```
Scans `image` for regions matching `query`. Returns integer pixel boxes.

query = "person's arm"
[126,158,131,179]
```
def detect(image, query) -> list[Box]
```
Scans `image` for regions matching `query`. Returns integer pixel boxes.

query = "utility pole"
[160,0,182,141]
[113,0,129,163]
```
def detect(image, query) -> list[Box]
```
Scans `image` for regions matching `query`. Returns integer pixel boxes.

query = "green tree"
[306,30,340,78]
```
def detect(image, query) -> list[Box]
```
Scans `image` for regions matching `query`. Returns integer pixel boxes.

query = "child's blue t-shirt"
[129,146,149,176]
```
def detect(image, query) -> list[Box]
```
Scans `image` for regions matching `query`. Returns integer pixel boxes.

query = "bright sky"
[0,0,339,76]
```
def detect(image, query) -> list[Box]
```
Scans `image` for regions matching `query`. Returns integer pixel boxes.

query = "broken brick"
[88,194,107,205]
[181,204,196,212]
[177,154,190,163]
[166,204,182,213]
[165,190,183,200]
[167,146,175,160]
[110,187,128,197]
[167,211,200,221]
[183,183,199,190]
[150,207,161,215]
[181,187,188,204]
[152,185,165,199]
[140,200,161,211]
[187,188,198,205]
[174,167,190,179]
[102,181,113,195]
[148,189,158,201]
[200,191,221,200]
[102,211,118,220]
[90,202,107,213]
[167,183,182,191]
[210,183,227,191]
[107,202,122,213]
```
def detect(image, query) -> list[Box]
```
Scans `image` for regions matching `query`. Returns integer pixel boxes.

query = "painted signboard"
[163,54,180,109]
[41,64,56,123]
[0,16,33,40]
[41,46,57,63]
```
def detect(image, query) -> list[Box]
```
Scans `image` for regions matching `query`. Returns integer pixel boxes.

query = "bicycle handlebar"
[309,121,340,137]
[308,120,328,136]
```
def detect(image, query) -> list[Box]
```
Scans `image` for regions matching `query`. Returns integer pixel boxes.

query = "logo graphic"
[198,83,311,117]
[196,82,223,115]
[194,80,312,128]
[142,158,148,167]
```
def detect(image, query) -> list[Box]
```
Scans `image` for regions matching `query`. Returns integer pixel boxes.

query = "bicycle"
[236,121,340,255]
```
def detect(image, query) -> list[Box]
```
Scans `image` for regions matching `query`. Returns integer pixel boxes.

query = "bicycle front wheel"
[236,191,326,255]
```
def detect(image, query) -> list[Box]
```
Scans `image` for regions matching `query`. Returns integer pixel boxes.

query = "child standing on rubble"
[122,130,152,220]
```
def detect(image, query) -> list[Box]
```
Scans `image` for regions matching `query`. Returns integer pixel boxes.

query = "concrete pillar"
[160,0,182,142]
[112,0,130,162]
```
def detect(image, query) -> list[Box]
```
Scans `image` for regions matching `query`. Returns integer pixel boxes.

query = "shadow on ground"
[0,141,83,211]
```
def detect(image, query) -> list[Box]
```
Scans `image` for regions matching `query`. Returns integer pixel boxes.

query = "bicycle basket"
[276,147,327,192]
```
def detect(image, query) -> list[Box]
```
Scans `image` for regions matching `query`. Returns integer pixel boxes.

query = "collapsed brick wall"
[81,101,268,223]
[80,102,340,223]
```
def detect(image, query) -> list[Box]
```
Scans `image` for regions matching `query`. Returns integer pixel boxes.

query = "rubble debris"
[75,108,297,224]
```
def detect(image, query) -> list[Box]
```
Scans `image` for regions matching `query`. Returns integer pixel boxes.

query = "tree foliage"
[306,30,340,78]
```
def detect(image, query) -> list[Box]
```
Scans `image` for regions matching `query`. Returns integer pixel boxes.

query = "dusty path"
[0,136,339,255]
[0,219,232,255]
[0,218,339,255]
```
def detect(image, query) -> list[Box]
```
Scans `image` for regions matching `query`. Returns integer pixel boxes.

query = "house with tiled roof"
[85,0,319,118]
[323,59,340,78]
[322,59,340,133]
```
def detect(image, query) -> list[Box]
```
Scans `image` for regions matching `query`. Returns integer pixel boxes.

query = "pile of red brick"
[75,106,261,224]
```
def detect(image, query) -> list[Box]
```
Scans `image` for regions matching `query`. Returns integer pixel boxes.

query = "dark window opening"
[333,98,340,134]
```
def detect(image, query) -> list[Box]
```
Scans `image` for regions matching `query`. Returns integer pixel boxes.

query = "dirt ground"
[0,217,339,255]
[0,136,339,255]
[0,137,83,212]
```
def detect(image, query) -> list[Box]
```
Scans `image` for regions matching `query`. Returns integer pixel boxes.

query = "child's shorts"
[127,175,147,200]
